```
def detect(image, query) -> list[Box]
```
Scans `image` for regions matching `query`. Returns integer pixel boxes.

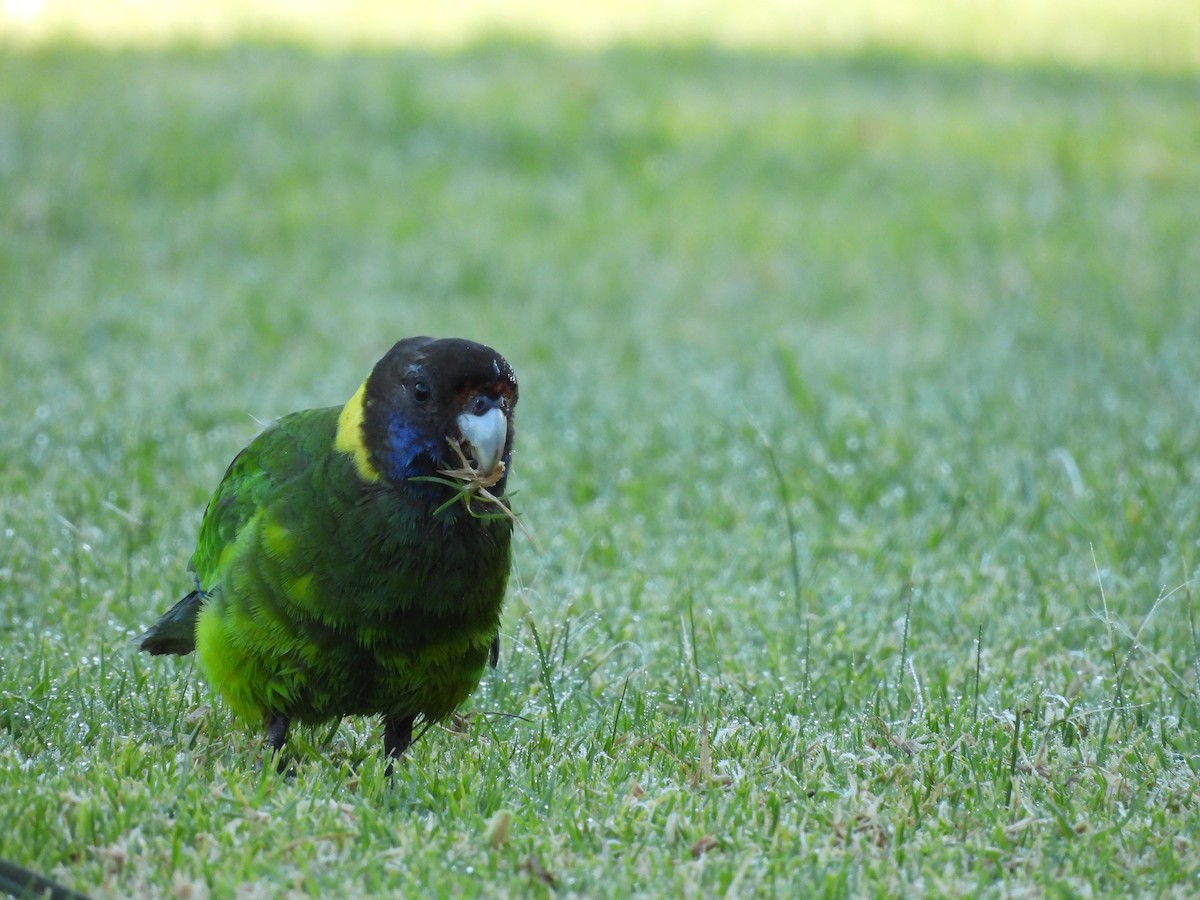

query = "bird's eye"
[412,382,431,403]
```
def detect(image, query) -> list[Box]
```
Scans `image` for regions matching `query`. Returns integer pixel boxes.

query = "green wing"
[191,407,338,588]
[138,407,339,656]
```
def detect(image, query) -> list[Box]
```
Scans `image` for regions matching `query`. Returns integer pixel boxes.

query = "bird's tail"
[137,589,206,656]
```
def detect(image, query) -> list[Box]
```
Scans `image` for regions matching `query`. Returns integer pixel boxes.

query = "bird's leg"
[383,715,416,776]
[266,712,291,774]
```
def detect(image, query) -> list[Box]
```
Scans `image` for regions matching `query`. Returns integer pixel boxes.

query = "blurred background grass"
[1,1,1199,895]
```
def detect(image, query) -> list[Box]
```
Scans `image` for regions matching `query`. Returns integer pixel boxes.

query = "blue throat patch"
[383,413,439,483]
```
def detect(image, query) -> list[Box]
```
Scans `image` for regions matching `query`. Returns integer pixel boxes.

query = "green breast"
[192,412,513,728]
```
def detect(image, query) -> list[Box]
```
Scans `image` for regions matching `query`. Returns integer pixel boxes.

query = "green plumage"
[140,337,519,766]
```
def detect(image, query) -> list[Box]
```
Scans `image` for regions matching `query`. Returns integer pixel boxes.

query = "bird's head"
[336,337,518,495]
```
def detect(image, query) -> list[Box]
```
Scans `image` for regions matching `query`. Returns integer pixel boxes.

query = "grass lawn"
[2,2,1199,896]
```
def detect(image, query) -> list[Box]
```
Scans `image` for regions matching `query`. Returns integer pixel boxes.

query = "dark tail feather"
[0,857,91,900]
[137,589,206,656]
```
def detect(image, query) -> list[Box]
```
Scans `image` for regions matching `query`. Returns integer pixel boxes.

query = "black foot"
[266,713,291,774]
[383,715,416,776]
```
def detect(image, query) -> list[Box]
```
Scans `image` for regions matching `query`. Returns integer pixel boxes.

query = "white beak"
[457,406,507,477]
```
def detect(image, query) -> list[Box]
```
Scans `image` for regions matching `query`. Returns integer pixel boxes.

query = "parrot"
[138,336,519,770]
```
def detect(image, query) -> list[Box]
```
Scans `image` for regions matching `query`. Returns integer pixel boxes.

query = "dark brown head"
[336,337,518,490]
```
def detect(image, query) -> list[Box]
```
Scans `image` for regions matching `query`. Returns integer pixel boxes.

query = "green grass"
[2,4,1200,897]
